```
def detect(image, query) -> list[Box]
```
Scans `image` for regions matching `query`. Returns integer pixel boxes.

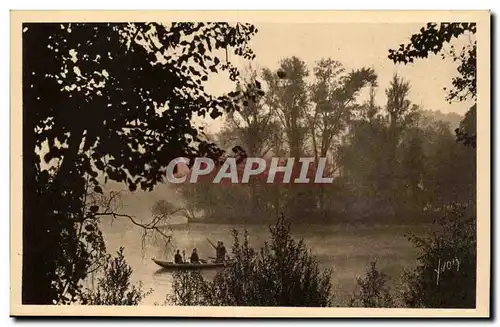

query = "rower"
[215,241,227,263]
[220,242,227,262]
[215,241,221,263]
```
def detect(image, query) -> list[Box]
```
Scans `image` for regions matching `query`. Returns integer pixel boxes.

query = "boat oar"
[206,237,217,250]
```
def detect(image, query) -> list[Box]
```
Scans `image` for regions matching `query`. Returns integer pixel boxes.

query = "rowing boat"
[152,258,225,270]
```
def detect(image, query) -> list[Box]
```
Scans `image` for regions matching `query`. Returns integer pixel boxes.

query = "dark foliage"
[22,22,258,304]
[51,179,109,304]
[389,25,477,308]
[455,104,477,149]
[388,22,477,147]
[81,247,151,305]
[349,259,395,308]
[167,215,333,307]
[388,22,476,102]
[402,203,476,308]
[166,270,211,306]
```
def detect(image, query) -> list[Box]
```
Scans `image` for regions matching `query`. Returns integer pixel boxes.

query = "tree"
[388,25,477,308]
[166,270,209,306]
[341,76,428,219]
[224,66,278,158]
[23,22,259,304]
[261,58,311,220]
[455,104,477,149]
[309,59,377,164]
[388,22,476,103]
[349,259,395,308]
[50,176,109,304]
[221,67,282,218]
[81,247,152,305]
[388,22,477,146]
[402,204,476,308]
[421,121,476,210]
[382,74,420,214]
[262,57,309,158]
[340,86,388,216]
[308,59,376,217]
[400,128,426,213]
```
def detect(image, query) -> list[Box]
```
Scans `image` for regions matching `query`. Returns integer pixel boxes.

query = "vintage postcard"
[10,10,491,318]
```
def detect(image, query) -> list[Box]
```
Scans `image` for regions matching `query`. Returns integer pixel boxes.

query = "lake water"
[99,217,428,306]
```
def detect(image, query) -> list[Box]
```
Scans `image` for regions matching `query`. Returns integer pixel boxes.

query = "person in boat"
[215,241,227,263]
[215,241,221,263]
[174,249,183,264]
[190,248,199,264]
[220,242,227,262]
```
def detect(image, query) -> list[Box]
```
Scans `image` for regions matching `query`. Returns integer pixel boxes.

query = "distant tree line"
[172,58,475,224]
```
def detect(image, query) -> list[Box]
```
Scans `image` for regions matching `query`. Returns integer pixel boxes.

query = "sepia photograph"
[10,10,491,318]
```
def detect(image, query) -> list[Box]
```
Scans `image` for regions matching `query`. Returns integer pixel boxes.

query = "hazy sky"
[200,22,475,133]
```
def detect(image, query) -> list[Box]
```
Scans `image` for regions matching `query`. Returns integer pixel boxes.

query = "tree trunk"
[22,120,84,304]
[22,105,54,304]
